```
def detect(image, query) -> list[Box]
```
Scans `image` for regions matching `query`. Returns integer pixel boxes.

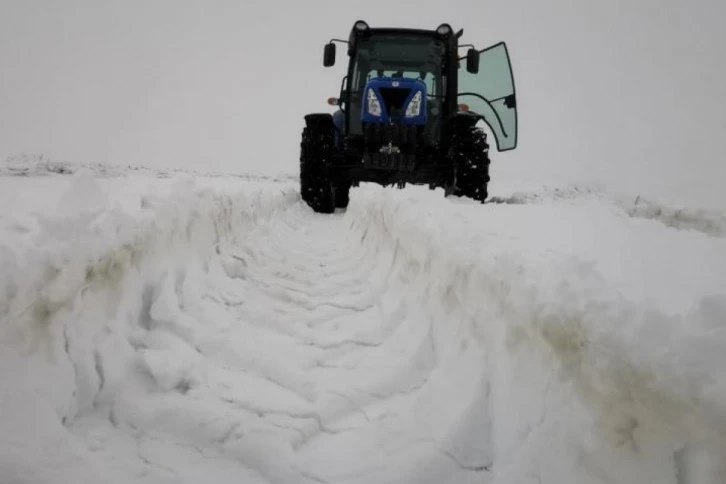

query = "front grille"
[363,152,417,171]
[379,87,411,117]
[361,122,423,171]
[363,123,421,148]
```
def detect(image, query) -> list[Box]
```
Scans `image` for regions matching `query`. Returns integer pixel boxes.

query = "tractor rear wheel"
[300,120,336,214]
[450,118,491,203]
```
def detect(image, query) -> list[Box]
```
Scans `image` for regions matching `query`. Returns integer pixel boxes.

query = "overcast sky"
[1,0,724,205]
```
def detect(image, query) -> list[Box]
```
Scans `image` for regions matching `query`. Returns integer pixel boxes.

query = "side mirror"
[323,43,336,67]
[466,48,480,74]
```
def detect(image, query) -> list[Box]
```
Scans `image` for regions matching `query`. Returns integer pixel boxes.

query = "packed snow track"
[1,169,726,484]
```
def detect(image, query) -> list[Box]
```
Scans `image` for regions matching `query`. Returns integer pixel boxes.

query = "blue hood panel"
[361,77,427,126]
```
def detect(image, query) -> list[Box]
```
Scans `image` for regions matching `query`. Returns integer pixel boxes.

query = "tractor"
[299,20,518,213]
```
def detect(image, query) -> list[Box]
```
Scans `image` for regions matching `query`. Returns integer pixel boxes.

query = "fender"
[450,111,484,128]
[304,113,334,128]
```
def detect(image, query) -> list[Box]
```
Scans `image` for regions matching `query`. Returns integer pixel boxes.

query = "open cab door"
[458,42,518,151]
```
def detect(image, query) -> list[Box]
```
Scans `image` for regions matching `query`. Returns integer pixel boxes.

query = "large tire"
[300,119,336,214]
[450,118,491,203]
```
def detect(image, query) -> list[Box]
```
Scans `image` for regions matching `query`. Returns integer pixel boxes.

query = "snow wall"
[1,171,725,483]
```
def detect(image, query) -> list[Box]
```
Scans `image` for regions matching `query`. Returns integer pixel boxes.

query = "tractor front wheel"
[450,118,491,203]
[300,119,336,213]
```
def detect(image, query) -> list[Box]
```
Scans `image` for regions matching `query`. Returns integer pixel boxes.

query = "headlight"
[405,91,423,117]
[354,20,369,32]
[436,24,452,36]
[367,88,382,116]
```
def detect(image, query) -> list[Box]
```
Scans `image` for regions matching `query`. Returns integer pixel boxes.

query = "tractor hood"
[360,77,427,126]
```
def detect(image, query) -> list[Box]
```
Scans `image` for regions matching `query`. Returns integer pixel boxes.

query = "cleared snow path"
[2,169,726,484]
[66,190,495,484]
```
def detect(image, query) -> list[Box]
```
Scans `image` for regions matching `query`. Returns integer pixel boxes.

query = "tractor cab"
[323,21,517,153]
[337,30,446,144]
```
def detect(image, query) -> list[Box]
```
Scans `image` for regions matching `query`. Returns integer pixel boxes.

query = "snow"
[1,164,726,483]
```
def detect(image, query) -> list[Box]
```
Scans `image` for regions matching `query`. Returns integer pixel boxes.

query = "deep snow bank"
[2,170,725,483]
[343,184,726,484]
[486,181,726,239]
[622,195,726,238]
[1,154,297,182]
[0,170,298,482]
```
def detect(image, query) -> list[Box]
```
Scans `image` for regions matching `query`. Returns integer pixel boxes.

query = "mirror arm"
[457,44,476,60]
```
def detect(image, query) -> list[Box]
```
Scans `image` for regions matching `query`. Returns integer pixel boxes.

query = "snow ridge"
[1,154,296,182]
[484,182,726,238]
[345,185,726,483]
[0,171,298,483]
[622,195,726,238]
[2,170,725,483]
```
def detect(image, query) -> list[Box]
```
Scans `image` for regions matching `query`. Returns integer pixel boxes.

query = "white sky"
[1,0,725,205]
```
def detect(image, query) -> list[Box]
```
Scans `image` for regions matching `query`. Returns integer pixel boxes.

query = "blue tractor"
[300,20,519,213]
